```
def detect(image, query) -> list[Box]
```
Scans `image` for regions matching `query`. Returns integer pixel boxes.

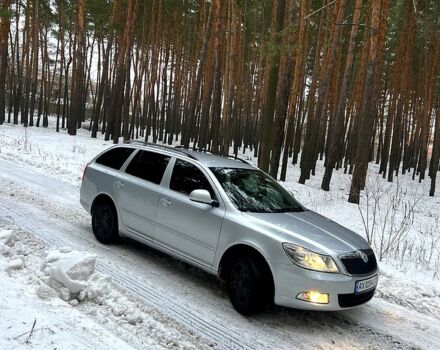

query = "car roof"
[120,141,256,169]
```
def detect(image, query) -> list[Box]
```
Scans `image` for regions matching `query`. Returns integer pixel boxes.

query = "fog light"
[297,291,329,304]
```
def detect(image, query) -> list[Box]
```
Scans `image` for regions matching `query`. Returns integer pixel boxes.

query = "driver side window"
[170,159,215,198]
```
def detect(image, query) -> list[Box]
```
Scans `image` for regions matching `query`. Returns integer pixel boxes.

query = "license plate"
[355,275,378,294]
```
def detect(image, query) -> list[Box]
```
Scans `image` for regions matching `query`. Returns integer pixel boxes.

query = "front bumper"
[273,262,378,311]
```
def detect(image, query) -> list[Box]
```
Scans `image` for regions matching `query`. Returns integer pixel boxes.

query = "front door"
[155,159,225,267]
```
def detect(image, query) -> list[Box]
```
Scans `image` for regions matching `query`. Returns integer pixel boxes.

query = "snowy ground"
[0,229,137,350]
[0,119,439,349]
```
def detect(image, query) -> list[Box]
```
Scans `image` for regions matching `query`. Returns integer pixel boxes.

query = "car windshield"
[210,167,304,213]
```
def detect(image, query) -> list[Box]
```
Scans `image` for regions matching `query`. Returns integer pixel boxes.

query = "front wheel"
[228,256,272,315]
[92,202,119,244]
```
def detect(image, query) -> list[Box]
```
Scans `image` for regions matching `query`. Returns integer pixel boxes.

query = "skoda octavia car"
[80,142,378,314]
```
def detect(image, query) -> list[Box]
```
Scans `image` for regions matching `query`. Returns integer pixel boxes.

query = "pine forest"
[1,0,440,203]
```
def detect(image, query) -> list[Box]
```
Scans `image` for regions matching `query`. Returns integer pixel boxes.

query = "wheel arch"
[91,193,118,218]
[218,243,275,287]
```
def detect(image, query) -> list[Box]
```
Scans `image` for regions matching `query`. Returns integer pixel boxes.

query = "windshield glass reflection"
[210,168,304,213]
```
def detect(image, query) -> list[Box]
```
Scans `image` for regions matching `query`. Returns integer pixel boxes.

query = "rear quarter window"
[95,147,134,170]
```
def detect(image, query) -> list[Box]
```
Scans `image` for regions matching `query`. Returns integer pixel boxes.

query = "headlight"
[282,243,339,273]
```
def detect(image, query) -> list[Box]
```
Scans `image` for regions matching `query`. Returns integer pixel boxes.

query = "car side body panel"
[155,158,226,267]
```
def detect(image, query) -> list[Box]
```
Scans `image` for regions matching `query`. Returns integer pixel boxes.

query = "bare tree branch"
[25,319,37,344]
[302,0,336,21]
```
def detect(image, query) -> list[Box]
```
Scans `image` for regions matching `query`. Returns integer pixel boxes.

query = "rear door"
[117,150,171,240]
[155,159,225,267]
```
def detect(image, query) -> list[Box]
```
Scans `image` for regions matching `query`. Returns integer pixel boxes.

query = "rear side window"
[126,150,170,184]
[170,159,215,198]
[96,147,134,170]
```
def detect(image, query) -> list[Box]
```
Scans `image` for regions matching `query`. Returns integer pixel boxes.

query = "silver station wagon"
[80,142,378,314]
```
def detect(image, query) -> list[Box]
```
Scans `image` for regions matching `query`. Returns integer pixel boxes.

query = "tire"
[228,256,272,315]
[92,202,119,244]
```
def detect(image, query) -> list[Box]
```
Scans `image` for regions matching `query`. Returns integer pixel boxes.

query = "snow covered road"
[1,158,439,349]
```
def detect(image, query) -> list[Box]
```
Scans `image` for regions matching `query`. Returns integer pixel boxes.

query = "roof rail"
[175,146,252,165]
[124,140,199,160]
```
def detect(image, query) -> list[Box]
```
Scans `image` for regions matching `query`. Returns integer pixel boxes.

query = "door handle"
[116,181,125,189]
[161,198,172,207]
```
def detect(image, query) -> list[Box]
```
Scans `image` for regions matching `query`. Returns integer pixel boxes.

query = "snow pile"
[37,247,144,325]
[0,229,14,245]
[0,272,135,350]
[0,231,212,346]
[0,229,15,256]
[0,226,205,348]
[5,257,24,272]
[84,273,143,325]
[0,230,141,347]
[0,229,25,272]
[39,248,95,302]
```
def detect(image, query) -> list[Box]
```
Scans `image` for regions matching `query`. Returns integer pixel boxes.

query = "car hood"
[243,210,370,255]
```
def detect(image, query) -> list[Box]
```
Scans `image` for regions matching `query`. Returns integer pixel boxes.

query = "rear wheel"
[228,256,272,315]
[92,202,119,244]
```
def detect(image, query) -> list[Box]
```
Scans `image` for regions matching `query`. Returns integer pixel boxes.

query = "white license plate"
[355,275,378,294]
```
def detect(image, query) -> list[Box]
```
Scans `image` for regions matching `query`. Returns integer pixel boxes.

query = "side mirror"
[189,189,219,207]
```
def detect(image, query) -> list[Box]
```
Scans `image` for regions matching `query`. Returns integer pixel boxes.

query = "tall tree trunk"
[28,0,39,127]
[348,0,386,204]
[182,1,213,149]
[12,0,20,124]
[210,0,223,153]
[110,0,138,144]
[269,0,295,179]
[68,0,86,135]
[258,0,286,172]
[430,103,440,196]
[0,0,11,125]
[321,0,362,191]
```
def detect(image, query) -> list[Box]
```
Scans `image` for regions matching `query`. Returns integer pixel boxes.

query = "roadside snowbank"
[0,273,136,350]
[41,249,96,299]
[0,229,135,350]
[39,247,144,325]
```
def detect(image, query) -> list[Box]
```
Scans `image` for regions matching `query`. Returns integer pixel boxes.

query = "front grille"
[339,249,377,275]
[338,289,376,308]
